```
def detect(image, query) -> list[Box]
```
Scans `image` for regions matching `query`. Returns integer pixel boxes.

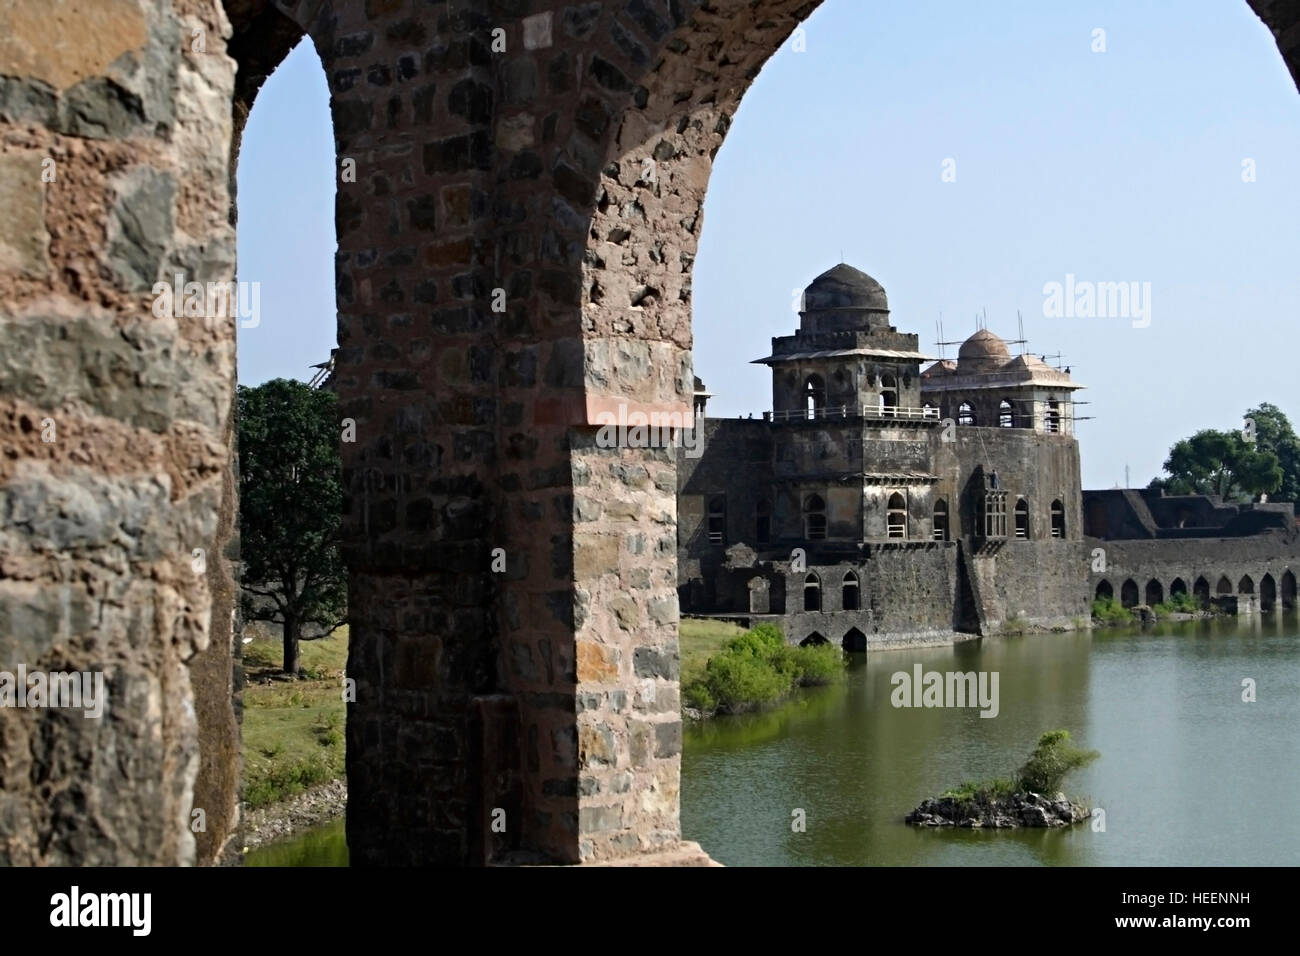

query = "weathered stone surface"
[0,150,50,278]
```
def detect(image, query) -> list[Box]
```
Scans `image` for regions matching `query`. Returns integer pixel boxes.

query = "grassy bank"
[241,628,348,809]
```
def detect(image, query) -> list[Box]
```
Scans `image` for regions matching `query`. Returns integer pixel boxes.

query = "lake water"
[247,614,1300,866]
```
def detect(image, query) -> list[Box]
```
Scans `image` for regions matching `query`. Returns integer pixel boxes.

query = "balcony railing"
[767,405,941,423]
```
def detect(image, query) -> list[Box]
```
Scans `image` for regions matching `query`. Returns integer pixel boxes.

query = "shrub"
[1015,729,1100,795]
[686,622,846,714]
[1091,597,1131,624]
[703,651,789,711]
[792,643,844,686]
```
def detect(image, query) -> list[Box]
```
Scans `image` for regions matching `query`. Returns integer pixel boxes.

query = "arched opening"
[887,492,907,539]
[805,374,826,419]
[1194,576,1212,608]
[1171,578,1188,598]
[1050,499,1066,539]
[804,494,827,540]
[1145,579,1164,605]
[879,373,898,414]
[998,399,1014,427]
[958,401,976,426]
[755,500,771,544]
[800,631,829,647]
[842,570,860,610]
[1014,498,1029,539]
[842,627,867,652]
[932,499,949,541]
[1283,570,1297,609]
[1238,575,1255,595]
[803,572,822,612]
[707,495,726,545]
[1121,579,1140,608]
[1095,580,1113,602]
[1216,575,1234,595]
[1045,399,1062,433]
[1261,573,1277,610]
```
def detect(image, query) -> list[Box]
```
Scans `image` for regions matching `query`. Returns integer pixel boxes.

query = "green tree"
[1150,427,1281,502]
[1244,403,1300,503]
[238,379,346,674]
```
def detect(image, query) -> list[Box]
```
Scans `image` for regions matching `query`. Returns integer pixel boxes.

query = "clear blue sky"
[237,0,1300,490]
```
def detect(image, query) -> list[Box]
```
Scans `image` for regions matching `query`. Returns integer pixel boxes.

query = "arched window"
[1050,499,1065,538]
[755,500,771,544]
[842,571,860,610]
[804,494,826,540]
[999,399,1014,428]
[879,373,898,415]
[887,492,907,539]
[932,499,949,541]
[1014,498,1029,539]
[803,572,821,612]
[804,374,826,419]
[958,401,976,426]
[1046,399,1062,433]
[1216,575,1233,595]
[707,495,725,545]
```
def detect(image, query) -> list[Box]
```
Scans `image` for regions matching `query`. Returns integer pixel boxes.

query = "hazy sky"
[236,0,1300,490]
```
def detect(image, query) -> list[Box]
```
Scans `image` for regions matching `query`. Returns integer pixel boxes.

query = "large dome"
[957,329,1011,367]
[802,264,888,312]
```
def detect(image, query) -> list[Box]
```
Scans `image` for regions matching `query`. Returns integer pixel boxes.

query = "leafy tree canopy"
[1149,407,1289,503]
[238,378,346,673]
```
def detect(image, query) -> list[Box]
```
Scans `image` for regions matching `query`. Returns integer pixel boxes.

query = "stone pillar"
[0,0,239,864]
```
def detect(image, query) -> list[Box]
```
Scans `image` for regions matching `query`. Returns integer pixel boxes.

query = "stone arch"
[1014,497,1029,539]
[887,492,907,538]
[1260,573,1277,610]
[803,572,822,612]
[1121,579,1140,608]
[842,570,860,611]
[1095,580,1114,602]
[1238,574,1255,594]
[958,401,976,426]
[1283,570,1297,608]
[932,498,949,541]
[804,493,827,539]
[1194,576,1212,608]
[1217,575,1234,595]
[7,0,1300,869]
[1145,579,1164,605]
[998,399,1014,427]
[804,373,827,418]
[801,631,829,647]
[842,627,867,652]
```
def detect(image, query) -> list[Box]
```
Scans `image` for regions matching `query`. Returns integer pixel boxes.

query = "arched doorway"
[1171,577,1188,598]
[1238,575,1255,595]
[800,632,829,647]
[1121,579,1140,608]
[1145,579,1164,605]
[1216,576,1234,595]
[842,570,860,610]
[803,572,822,611]
[1261,573,1277,611]
[842,627,867,652]
[1282,570,1297,609]
[1194,577,1212,609]
[1095,580,1114,602]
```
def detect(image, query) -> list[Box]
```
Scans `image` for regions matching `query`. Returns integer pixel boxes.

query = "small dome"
[958,329,1011,367]
[802,264,888,312]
